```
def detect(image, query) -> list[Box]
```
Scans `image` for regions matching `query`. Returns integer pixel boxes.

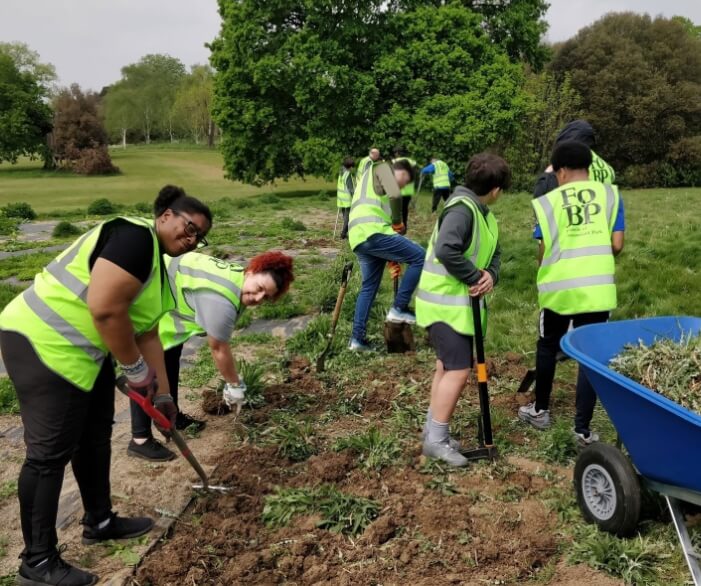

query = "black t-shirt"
[88,219,156,283]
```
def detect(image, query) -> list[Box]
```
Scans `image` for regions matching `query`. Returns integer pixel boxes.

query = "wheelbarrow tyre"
[574,443,641,537]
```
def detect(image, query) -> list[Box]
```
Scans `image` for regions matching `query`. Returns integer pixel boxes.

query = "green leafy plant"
[259,193,280,204]
[425,476,459,496]
[333,426,402,470]
[132,202,152,215]
[281,217,306,231]
[540,419,578,464]
[87,198,118,215]
[263,413,316,461]
[2,202,36,220]
[0,480,17,503]
[0,217,20,236]
[0,377,19,415]
[262,485,379,536]
[237,358,266,408]
[51,221,82,238]
[98,536,149,566]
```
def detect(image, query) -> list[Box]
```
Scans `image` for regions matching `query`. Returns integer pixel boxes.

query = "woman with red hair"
[128,251,294,461]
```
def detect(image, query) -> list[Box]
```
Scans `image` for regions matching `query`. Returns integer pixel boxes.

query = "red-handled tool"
[116,376,231,493]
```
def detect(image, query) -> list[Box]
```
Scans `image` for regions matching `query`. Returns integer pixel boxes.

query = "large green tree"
[172,65,216,146]
[550,12,701,183]
[0,53,52,164]
[211,0,547,184]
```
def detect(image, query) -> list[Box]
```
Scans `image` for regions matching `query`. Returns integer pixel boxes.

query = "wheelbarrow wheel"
[574,443,641,537]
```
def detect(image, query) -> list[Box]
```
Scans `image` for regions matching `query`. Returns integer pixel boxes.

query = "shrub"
[2,202,37,220]
[259,193,281,204]
[133,202,152,215]
[317,190,331,201]
[0,378,19,415]
[0,217,20,236]
[70,145,119,176]
[87,198,118,215]
[281,217,306,231]
[52,221,82,238]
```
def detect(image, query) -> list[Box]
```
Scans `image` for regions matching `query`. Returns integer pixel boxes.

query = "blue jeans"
[352,233,425,341]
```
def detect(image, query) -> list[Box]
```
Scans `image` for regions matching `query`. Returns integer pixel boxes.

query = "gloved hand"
[152,394,177,438]
[121,356,158,398]
[223,379,246,412]
[387,261,401,279]
[391,222,406,235]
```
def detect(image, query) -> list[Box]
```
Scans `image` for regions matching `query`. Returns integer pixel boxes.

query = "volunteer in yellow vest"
[518,141,624,446]
[355,147,380,183]
[421,156,455,213]
[416,153,511,467]
[130,251,294,461]
[533,119,615,198]
[0,185,212,586]
[392,146,419,229]
[336,157,355,240]
[348,158,425,351]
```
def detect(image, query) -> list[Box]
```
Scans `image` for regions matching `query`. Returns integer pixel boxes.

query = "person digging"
[416,153,511,467]
[128,251,295,461]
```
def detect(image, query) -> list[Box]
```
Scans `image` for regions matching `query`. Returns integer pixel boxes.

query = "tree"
[550,13,701,182]
[0,42,57,93]
[52,84,118,174]
[0,54,53,164]
[172,65,216,146]
[211,0,542,184]
[104,54,186,143]
[104,81,139,148]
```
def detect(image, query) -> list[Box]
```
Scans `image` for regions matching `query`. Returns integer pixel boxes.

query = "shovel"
[410,174,423,211]
[384,271,415,354]
[116,376,231,494]
[516,352,569,393]
[460,295,497,462]
[316,261,353,372]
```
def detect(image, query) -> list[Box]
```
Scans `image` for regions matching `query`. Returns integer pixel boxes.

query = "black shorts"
[428,322,473,370]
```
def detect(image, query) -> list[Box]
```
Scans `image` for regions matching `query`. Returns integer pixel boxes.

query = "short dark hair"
[342,156,354,169]
[153,184,212,225]
[464,153,511,196]
[392,158,415,182]
[551,140,592,172]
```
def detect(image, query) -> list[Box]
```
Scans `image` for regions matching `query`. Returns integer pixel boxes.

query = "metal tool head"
[191,483,232,494]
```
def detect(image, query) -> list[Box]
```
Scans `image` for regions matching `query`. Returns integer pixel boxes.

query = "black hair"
[551,141,592,172]
[392,158,415,182]
[153,185,213,225]
[555,120,596,149]
[464,153,512,196]
[342,156,355,169]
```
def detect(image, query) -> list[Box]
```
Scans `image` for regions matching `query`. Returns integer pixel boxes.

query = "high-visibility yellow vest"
[589,150,615,184]
[433,160,450,188]
[533,181,620,314]
[0,217,174,391]
[393,157,417,196]
[348,163,396,250]
[416,195,498,336]
[159,252,244,350]
[356,156,372,183]
[336,169,353,209]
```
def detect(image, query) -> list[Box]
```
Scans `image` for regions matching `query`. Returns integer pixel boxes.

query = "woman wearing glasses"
[0,184,211,586]
[128,250,295,460]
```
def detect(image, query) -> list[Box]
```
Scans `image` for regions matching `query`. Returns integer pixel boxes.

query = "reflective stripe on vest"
[393,157,416,196]
[0,216,173,391]
[356,156,372,183]
[337,169,352,208]
[348,164,395,250]
[433,160,450,188]
[533,181,619,313]
[415,195,498,336]
[159,252,244,350]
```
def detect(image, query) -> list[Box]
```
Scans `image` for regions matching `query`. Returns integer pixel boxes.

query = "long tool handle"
[329,262,353,338]
[332,208,340,239]
[471,296,494,447]
[393,274,399,298]
[115,376,210,488]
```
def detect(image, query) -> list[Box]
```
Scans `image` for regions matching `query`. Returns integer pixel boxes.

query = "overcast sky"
[0,0,699,92]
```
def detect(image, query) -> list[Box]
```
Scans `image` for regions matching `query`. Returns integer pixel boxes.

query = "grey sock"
[426,419,449,444]
[424,408,432,430]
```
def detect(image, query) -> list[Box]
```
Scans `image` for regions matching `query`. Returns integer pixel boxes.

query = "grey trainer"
[422,440,469,467]
[518,402,551,430]
[421,426,462,450]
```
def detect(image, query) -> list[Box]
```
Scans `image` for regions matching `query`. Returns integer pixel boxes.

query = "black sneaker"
[81,512,154,545]
[175,412,206,432]
[127,437,176,462]
[18,545,98,586]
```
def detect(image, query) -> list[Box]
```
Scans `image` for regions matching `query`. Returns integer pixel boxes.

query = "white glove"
[223,379,246,410]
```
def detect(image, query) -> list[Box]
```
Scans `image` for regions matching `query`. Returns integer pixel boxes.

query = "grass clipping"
[610,334,701,414]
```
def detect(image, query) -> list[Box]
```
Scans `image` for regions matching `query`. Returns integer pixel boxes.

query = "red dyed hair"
[246,251,294,300]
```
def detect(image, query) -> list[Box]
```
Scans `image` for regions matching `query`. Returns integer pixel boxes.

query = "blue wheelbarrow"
[561,316,701,584]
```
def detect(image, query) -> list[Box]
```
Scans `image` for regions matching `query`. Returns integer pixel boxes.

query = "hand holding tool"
[152,394,177,437]
[391,222,406,235]
[387,261,401,280]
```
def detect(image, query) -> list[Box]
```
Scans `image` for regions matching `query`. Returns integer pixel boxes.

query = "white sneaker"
[518,402,551,430]
[422,440,469,467]
[574,430,599,446]
[386,306,416,325]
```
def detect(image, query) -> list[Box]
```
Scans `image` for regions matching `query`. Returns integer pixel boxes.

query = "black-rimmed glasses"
[172,209,208,248]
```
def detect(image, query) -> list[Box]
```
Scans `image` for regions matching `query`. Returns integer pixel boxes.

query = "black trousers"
[339,207,350,240]
[130,344,183,438]
[0,331,114,564]
[534,308,609,433]
[431,188,450,212]
[401,197,411,228]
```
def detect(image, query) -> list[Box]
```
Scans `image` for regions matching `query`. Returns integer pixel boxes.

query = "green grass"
[0,145,333,212]
[0,378,19,415]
